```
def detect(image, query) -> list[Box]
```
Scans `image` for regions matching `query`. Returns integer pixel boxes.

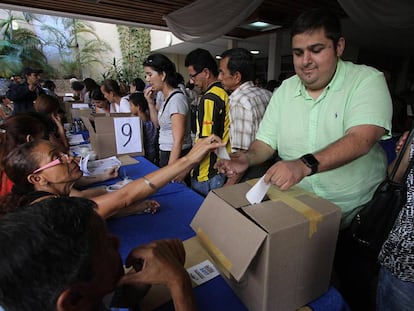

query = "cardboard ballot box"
[81,113,144,159]
[64,101,90,123]
[190,181,342,311]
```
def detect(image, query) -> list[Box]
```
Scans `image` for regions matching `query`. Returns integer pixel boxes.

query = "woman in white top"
[100,79,131,113]
[143,54,192,174]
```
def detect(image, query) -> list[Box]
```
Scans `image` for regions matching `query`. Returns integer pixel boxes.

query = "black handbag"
[349,129,414,259]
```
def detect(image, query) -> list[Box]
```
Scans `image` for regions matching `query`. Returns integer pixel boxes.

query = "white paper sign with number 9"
[113,117,143,154]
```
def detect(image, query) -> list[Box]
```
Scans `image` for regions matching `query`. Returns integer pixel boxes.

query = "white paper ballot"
[246,176,271,204]
[79,154,90,176]
[216,146,230,160]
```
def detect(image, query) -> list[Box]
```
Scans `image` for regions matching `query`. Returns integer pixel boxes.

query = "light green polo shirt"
[256,59,392,226]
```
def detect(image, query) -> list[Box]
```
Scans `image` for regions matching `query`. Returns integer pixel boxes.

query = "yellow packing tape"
[246,179,323,238]
[196,228,233,278]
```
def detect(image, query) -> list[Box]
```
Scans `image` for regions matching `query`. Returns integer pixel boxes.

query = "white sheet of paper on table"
[87,156,122,176]
[67,133,85,145]
[246,175,271,204]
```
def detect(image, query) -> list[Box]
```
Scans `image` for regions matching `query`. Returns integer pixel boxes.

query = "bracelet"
[143,176,158,191]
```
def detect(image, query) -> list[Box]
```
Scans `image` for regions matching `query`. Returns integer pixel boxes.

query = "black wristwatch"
[300,154,319,176]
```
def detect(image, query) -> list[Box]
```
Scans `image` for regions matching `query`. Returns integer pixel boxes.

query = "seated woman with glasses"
[0,135,224,218]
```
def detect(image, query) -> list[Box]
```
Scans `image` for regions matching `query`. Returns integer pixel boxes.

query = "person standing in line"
[377,131,414,311]
[6,67,44,114]
[101,79,131,113]
[216,8,392,311]
[184,48,230,196]
[129,92,159,165]
[143,54,192,176]
[218,47,273,185]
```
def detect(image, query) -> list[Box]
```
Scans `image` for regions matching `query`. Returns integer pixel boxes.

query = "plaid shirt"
[229,81,272,151]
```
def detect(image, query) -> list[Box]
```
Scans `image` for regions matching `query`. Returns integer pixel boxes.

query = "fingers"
[121,239,186,287]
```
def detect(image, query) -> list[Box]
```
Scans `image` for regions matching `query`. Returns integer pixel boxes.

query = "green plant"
[117,26,150,82]
[0,10,51,77]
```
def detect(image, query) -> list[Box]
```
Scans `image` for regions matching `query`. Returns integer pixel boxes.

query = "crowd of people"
[0,7,412,311]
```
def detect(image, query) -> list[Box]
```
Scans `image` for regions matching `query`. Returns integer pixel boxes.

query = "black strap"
[161,91,182,115]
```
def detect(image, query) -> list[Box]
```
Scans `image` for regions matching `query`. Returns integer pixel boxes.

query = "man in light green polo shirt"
[216,8,392,311]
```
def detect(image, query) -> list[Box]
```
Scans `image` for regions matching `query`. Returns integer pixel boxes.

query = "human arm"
[389,131,410,182]
[169,113,186,165]
[91,135,224,218]
[50,112,69,150]
[263,124,386,190]
[119,239,197,311]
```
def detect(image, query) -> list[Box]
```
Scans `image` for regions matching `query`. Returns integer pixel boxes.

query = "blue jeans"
[191,173,226,196]
[377,266,414,311]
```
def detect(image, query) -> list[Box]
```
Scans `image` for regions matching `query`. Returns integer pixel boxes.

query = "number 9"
[121,123,132,147]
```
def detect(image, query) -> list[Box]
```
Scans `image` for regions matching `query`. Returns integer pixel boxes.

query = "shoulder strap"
[161,91,182,115]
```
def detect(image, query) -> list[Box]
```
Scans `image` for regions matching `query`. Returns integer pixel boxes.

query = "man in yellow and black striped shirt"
[185,48,230,196]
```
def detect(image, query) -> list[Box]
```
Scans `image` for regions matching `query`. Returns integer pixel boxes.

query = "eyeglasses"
[32,153,71,174]
[189,69,203,80]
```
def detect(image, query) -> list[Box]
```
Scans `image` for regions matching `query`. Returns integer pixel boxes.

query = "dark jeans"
[377,266,414,311]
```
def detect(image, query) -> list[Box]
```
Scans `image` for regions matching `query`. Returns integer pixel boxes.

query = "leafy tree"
[0,10,51,77]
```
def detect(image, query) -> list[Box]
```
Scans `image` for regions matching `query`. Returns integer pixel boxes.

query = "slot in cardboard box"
[190,181,341,311]
[81,113,144,159]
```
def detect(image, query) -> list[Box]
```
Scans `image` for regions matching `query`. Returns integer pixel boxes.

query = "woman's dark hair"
[71,80,85,91]
[0,140,48,215]
[83,78,99,91]
[143,53,179,88]
[132,78,146,92]
[129,92,149,113]
[291,8,342,49]
[90,88,106,101]
[220,48,255,83]
[101,79,122,97]
[0,197,96,310]
[0,115,47,171]
[35,94,60,115]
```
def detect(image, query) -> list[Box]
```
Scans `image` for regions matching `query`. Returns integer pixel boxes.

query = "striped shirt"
[228,81,271,152]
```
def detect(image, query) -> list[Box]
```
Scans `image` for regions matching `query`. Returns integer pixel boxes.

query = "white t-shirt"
[110,95,131,113]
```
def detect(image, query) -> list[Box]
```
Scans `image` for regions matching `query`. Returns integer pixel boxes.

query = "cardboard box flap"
[191,191,267,282]
[211,182,253,208]
[81,116,96,134]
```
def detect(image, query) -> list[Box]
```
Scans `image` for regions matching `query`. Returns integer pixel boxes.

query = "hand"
[263,160,308,190]
[111,199,160,218]
[119,239,186,288]
[102,166,120,181]
[141,199,160,214]
[187,134,226,165]
[144,87,155,104]
[395,131,409,154]
[215,151,249,178]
